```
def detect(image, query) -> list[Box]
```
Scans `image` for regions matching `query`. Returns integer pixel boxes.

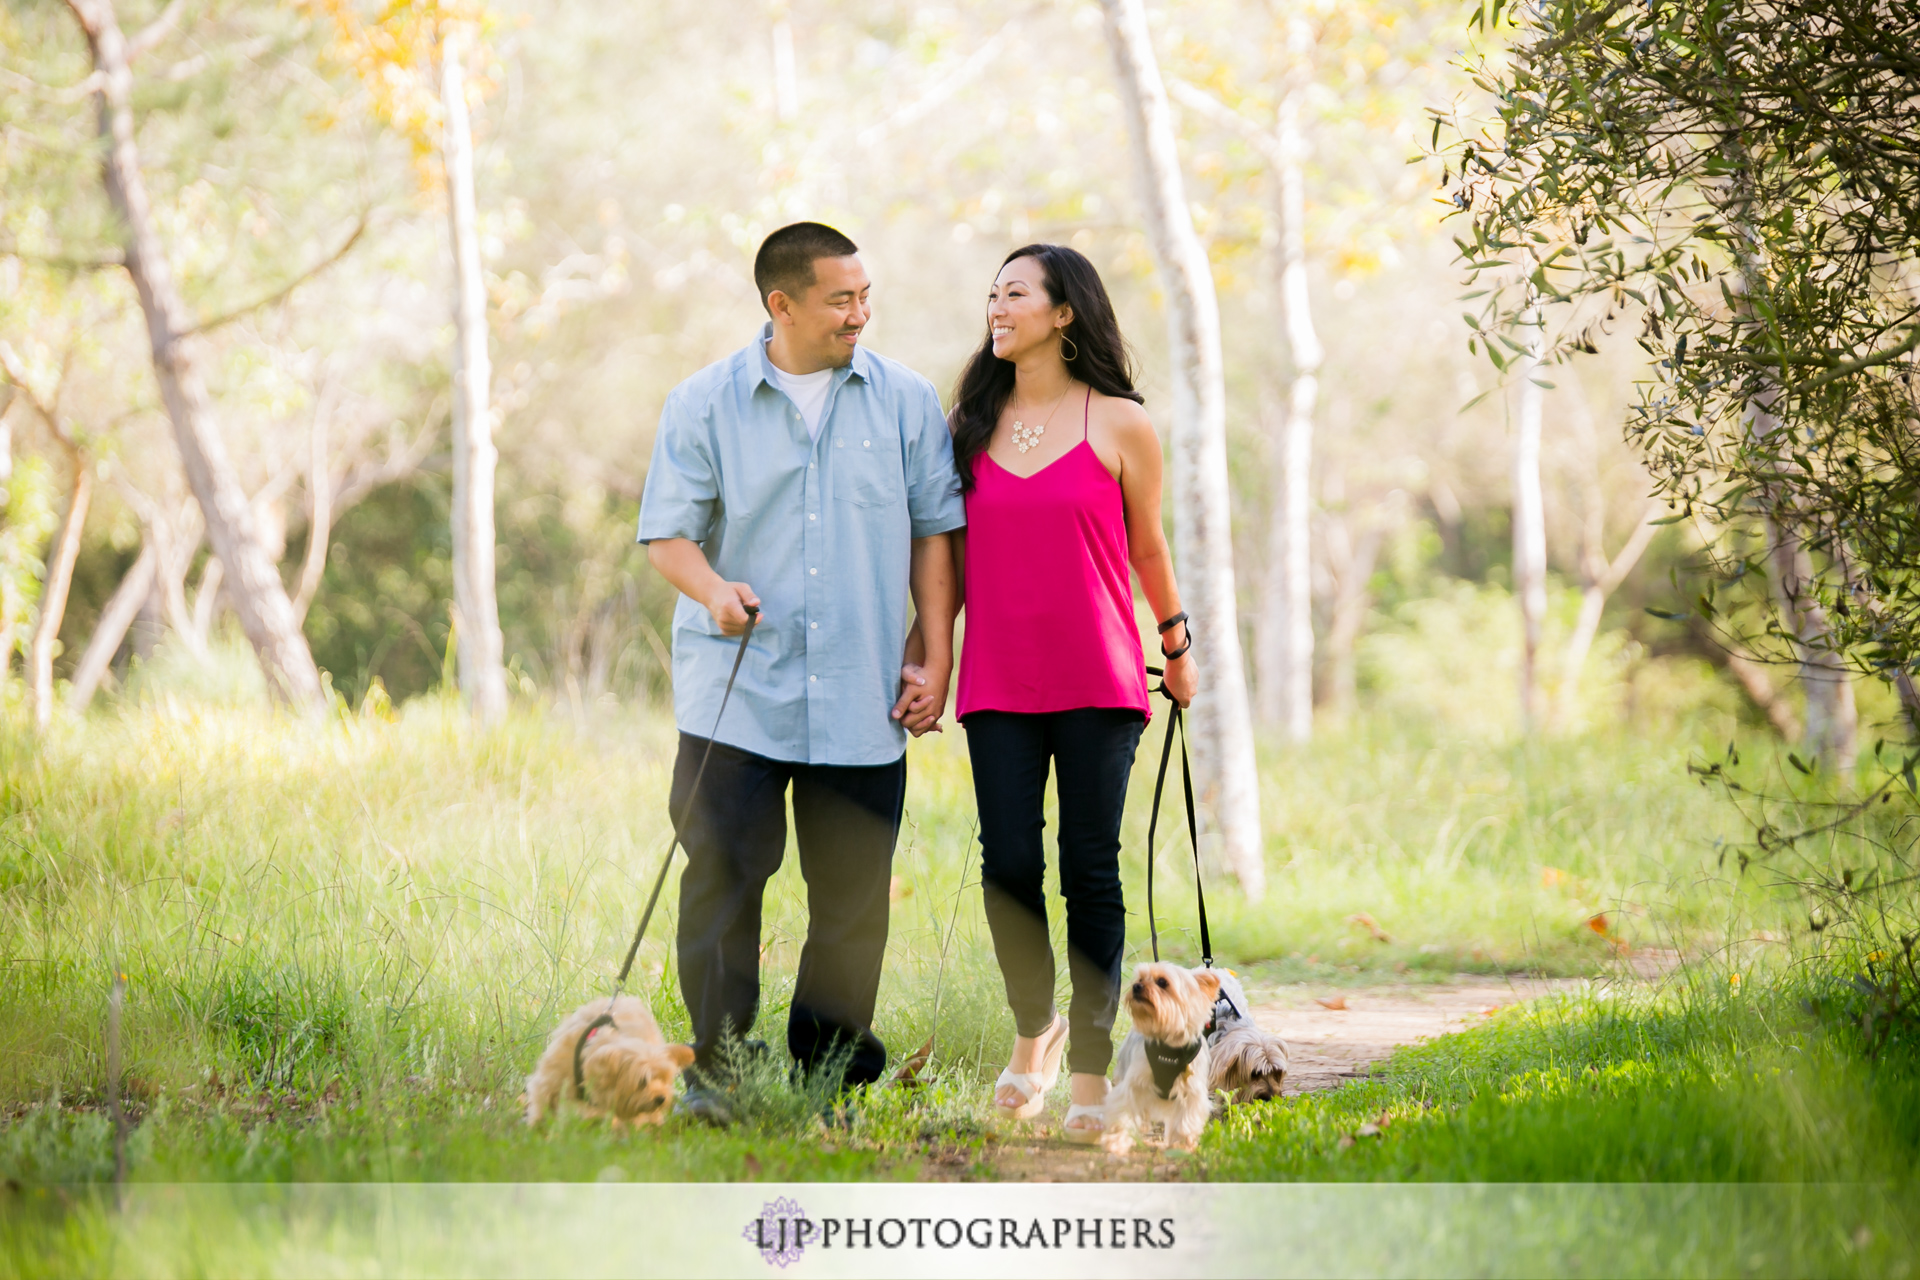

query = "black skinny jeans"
[671,733,905,1089]
[964,708,1145,1076]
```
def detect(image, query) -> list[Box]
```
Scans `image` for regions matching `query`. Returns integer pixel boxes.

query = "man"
[638,221,963,1122]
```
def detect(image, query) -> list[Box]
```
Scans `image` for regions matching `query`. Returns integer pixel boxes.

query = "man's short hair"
[753,222,860,313]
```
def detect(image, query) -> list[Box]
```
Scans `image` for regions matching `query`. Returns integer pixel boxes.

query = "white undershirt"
[766,349,834,441]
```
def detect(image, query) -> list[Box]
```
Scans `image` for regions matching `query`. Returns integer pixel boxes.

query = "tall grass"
[0,628,1784,1115]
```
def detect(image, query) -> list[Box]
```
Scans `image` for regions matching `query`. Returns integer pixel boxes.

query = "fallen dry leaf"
[1337,1134,1356,1150]
[1345,912,1393,943]
[1587,913,1612,936]
[1541,867,1568,889]
[1314,995,1349,1011]
[743,1153,763,1179]
[889,1034,935,1088]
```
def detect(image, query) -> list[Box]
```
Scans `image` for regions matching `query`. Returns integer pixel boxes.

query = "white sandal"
[992,1016,1067,1121]
[1061,1102,1106,1145]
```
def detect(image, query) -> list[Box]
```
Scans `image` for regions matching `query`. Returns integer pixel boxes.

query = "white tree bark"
[1556,500,1660,727]
[1511,302,1548,733]
[1720,145,1856,772]
[65,0,325,712]
[0,344,93,727]
[292,388,331,626]
[1166,76,1318,742]
[1099,0,1264,898]
[771,15,799,123]
[1267,20,1318,745]
[441,24,510,724]
[66,538,155,712]
[29,437,90,729]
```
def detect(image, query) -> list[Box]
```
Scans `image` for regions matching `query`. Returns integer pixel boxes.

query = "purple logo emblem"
[743,1196,810,1267]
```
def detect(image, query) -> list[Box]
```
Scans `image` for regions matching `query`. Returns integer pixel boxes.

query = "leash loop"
[575,605,760,1092]
[614,604,759,992]
[1144,664,1211,969]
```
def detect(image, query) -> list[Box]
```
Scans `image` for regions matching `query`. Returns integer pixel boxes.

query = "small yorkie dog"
[1205,968,1290,1104]
[1104,961,1220,1155]
[524,994,695,1127]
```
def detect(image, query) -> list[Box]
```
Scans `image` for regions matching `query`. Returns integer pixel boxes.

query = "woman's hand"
[1160,649,1197,708]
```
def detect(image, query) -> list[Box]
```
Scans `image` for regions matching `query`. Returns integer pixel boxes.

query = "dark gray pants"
[671,733,905,1088]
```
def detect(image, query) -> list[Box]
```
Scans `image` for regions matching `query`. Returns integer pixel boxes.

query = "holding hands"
[893,660,951,736]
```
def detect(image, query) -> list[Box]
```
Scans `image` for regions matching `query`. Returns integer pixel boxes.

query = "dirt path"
[938,976,1587,1183]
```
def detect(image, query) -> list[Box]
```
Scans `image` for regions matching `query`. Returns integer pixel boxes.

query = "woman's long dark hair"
[949,244,1141,492]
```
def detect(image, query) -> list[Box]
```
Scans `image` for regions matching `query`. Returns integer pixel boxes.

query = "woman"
[948,243,1195,1142]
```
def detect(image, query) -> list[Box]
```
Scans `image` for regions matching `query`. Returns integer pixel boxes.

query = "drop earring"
[1060,332,1079,362]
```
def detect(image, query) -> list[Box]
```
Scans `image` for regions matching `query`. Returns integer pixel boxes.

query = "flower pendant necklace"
[1009,380,1076,454]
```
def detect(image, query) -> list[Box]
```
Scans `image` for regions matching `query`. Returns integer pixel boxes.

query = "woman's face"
[988,257,1071,363]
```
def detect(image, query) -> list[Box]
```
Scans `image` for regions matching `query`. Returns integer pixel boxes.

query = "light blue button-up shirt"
[637,326,966,766]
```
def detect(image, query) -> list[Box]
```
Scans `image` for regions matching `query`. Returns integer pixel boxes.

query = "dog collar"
[571,1011,618,1101]
[1143,1037,1202,1099]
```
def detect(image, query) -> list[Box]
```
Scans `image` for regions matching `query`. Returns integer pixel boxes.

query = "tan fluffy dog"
[524,995,695,1126]
[1208,1020,1291,1103]
[1104,962,1219,1155]
[1204,968,1290,1104]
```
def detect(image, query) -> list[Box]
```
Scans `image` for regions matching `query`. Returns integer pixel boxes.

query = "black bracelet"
[1160,615,1193,661]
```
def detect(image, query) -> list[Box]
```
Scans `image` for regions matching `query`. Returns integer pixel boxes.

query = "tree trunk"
[441,24,510,725]
[1099,0,1264,898]
[66,538,156,712]
[1257,18,1319,745]
[1511,304,1548,733]
[65,0,325,712]
[1720,141,1856,772]
[771,15,799,123]
[291,391,331,627]
[29,438,91,728]
[1555,501,1660,728]
[1317,513,1386,721]
[1769,532,1857,770]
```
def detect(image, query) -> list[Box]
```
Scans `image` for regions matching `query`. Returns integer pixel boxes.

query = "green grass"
[0,656,1770,1112]
[2,623,1916,1273]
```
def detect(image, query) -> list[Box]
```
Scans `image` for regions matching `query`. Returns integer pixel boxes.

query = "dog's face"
[1126,963,1220,1044]
[582,1038,696,1124]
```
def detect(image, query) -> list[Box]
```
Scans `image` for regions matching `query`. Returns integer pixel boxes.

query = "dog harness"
[1142,1037,1203,1099]
[571,1012,618,1101]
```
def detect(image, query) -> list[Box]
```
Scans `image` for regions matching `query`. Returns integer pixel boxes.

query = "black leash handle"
[577,604,760,1101]
[1144,665,1210,969]
[615,603,759,989]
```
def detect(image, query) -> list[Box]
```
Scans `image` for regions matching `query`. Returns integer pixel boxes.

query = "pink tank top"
[956,389,1151,720]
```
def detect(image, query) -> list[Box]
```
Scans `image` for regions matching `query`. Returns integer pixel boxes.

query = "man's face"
[769,255,871,370]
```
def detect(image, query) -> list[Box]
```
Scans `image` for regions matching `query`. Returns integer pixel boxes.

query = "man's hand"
[648,539,764,636]
[892,660,951,735]
[704,581,762,635]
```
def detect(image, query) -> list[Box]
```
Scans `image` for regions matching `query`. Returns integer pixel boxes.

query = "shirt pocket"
[831,435,903,507]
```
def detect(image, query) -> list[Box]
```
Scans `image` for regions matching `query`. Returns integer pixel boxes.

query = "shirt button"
[863,440,871,447]
[809,567,818,575]
[808,513,816,521]
[809,674,817,682]
[809,463,815,470]
[810,622,818,629]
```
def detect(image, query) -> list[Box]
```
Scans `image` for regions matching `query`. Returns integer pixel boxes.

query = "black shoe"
[677,1085,734,1127]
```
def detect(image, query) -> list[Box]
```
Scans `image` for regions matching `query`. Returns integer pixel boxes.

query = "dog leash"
[573,603,759,1099]
[1143,660,1211,971]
